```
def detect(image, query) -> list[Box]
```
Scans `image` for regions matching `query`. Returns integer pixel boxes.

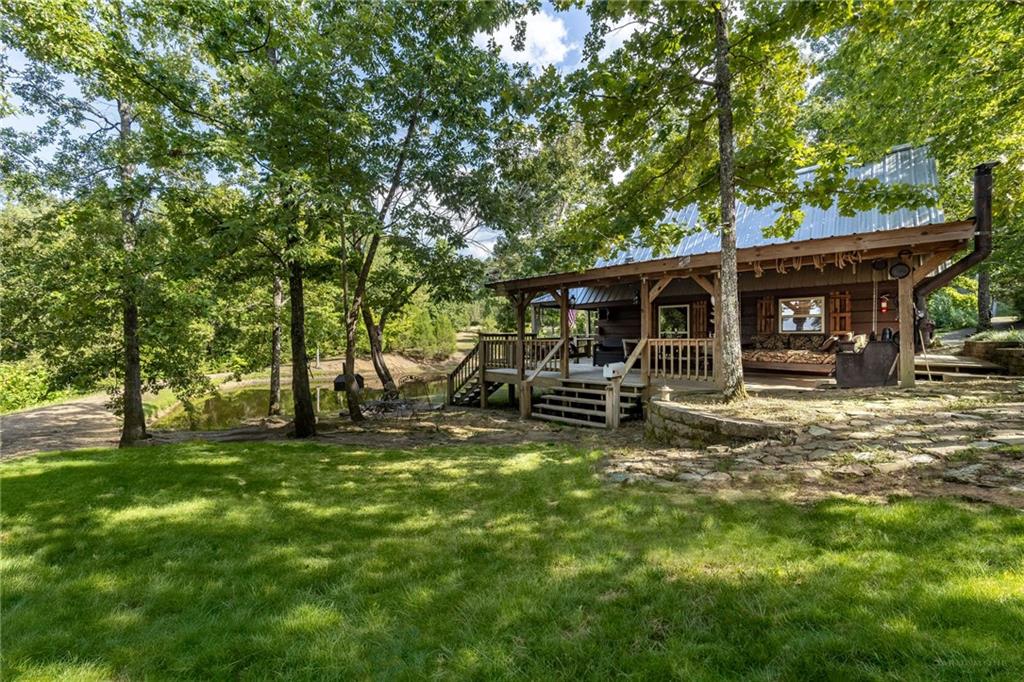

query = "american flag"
[567,307,577,330]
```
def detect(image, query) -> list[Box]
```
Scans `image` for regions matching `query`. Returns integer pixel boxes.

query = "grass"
[2,442,1023,680]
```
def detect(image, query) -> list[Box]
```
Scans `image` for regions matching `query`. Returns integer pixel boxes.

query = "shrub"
[928,276,978,330]
[0,358,74,413]
[384,303,457,359]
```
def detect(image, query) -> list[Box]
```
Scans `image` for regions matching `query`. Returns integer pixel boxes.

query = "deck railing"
[523,337,562,372]
[647,338,713,381]
[447,343,480,404]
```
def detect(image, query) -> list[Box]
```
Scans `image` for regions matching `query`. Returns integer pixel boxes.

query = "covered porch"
[448,216,980,428]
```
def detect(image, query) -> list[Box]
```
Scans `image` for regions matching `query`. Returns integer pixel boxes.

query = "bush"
[928,276,978,330]
[0,358,75,413]
[966,329,1024,344]
[384,303,457,359]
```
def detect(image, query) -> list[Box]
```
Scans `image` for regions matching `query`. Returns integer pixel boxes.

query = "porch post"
[898,274,916,388]
[515,293,531,418]
[712,274,723,388]
[479,332,488,408]
[514,294,526,381]
[559,287,570,378]
[640,277,651,385]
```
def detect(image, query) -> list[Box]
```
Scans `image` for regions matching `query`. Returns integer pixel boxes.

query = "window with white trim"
[778,297,825,333]
[658,304,690,338]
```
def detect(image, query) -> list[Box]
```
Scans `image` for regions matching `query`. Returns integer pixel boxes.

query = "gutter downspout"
[914,162,998,344]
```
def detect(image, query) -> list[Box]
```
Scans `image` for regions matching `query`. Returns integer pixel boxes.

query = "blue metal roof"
[534,145,944,306]
[595,145,943,268]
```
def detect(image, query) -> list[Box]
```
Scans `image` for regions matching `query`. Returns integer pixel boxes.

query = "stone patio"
[603,380,1024,508]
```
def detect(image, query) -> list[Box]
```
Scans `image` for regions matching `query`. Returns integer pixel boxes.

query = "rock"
[874,461,912,474]
[847,432,877,441]
[909,454,937,465]
[835,463,872,477]
[853,451,877,462]
[808,425,832,437]
[802,469,825,481]
[849,419,871,427]
[702,472,732,483]
[968,440,1001,450]
[991,432,1024,446]
[674,472,703,483]
[607,472,630,483]
[924,443,969,457]
[807,448,834,461]
[943,464,987,484]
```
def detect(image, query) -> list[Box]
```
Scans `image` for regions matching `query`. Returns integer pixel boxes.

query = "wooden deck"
[484,358,830,393]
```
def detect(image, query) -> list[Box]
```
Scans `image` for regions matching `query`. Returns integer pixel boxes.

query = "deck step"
[548,385,634,401]
[535,402,634,417]
[532,412,606,428]
[549,385,642,398]
[548,393,634,403]
[540,394,621,407]
[535,403,605,417]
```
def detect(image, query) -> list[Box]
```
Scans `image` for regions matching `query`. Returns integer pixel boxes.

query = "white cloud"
[474,11,575,71]
[598,15,640,60]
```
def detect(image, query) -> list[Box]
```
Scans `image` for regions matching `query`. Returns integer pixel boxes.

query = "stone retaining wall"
[964,340,1024,362]
[994,348,1024,376]
[645,399,794,446]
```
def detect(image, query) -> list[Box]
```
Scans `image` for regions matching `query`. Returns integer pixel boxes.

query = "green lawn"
[2,442,1023,680]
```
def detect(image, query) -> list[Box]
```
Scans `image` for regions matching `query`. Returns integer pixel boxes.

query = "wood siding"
[594,272,902,347]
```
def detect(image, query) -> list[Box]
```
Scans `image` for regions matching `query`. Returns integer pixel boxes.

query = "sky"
[463,4,638,258]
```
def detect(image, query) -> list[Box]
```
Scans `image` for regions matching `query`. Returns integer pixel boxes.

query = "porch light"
[879,295,890,314]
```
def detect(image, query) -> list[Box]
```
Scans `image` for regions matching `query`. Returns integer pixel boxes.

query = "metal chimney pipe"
[915,162,997,299]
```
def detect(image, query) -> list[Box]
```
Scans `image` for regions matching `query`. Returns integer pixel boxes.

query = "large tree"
[806,0,1024,327]
[1,1,211,444]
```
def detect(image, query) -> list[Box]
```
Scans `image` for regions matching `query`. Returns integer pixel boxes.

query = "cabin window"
[778,296,825,333]
[658,304,690,338]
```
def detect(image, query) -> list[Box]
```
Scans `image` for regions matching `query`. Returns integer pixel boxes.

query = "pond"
[155,379,470,431]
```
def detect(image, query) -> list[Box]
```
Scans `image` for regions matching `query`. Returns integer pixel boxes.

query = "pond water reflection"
[156,379,452,430]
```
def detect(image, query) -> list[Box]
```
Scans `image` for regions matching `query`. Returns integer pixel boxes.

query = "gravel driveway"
[1,394,120,459]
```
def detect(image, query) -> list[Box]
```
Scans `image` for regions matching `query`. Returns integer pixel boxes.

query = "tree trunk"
[268,274,283,416]
[117,98,147,447]
[362,305,399,400]
[119,295,147,446]
[977,267,992,331]
[287,257,316,437]
[339,230,364,421]
[712,2,747,401]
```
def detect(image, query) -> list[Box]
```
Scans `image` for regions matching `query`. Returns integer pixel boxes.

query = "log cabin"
[447,146,996,428]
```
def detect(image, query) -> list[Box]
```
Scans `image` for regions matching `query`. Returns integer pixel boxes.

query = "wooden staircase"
[532,380,644,428]
[450,378,503,407]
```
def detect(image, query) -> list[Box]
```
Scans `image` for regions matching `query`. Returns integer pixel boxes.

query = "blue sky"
[474,3,638,73]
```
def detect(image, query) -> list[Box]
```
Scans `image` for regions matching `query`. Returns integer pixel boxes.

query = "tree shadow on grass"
[2,441,1023,680]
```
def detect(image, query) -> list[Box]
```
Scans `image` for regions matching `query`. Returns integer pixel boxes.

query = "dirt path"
[1,393,120,459]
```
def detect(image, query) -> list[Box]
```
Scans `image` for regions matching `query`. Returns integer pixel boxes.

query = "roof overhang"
[489,220,975,296]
